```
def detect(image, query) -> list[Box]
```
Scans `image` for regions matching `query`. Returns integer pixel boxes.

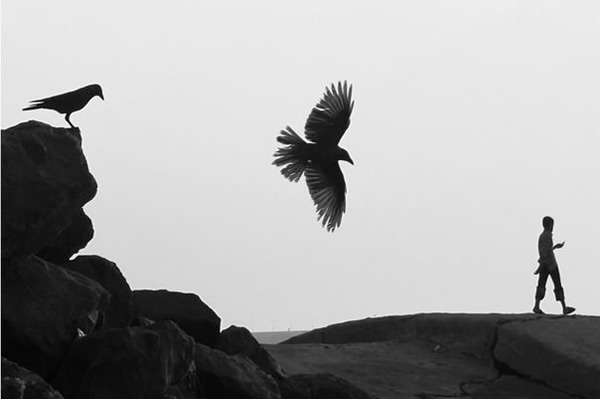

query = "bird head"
[339,149,354,165]
[88,84,104,101]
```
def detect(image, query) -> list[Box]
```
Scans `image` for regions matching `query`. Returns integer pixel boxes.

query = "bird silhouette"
[23,84,104,128]
[273,81,354,232]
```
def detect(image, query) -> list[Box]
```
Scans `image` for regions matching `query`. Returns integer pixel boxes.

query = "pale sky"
[2,1,599,332]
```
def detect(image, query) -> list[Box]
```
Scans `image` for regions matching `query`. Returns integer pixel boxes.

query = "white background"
[2,1,599,331]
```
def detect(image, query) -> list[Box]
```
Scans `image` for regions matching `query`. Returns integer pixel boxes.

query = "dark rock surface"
[281,373,377,399]
[270,313,600,399]
[1,121,97,260]
[37,209,94,263]
[1,357,65,399]
[60,255,135,328]
[1,255,110,379]
[494,316,600,399]
[52,321,198,399]
[133,289,221,347]
[218,325,285,378]
[195,343,281,399]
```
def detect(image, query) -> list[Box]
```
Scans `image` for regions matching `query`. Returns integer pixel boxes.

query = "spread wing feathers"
[305,81,354,146]
[272,126,308,182]
[305,162,347,232]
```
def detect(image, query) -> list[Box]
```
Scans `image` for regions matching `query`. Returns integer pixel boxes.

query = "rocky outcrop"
[281,374,377,399]
[1,255,109,379]
[60,255,135,328]
[52,321,198,399]
[494,316,600,398]
[1,357,65,399]
[195,343,281,399]
[271,313,600,399]
[218,326,285,378]
[1,121,96,260]
[133,289,221,347]
[37,209,94,263]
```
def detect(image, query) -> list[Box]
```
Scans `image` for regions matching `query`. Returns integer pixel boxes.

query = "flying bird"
[23,84,104,128]
[273,81,354,232]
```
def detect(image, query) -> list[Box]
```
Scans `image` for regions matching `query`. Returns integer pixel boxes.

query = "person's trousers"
[535,265,565,301]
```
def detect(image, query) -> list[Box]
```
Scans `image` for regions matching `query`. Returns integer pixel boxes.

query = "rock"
[494,316,600,399]
[1,256,109,379]
[37,209,94,263]
[52,321,198,399]
[195,343,281,399]
[471,376,576,399]
[271,313,600,399]
[280,374,376,399]
[60,255,134,328]
[1,357,65,399]
[133,289,220,347]
[218,326,285,378]
[283,313,536,359]
[1,121,97,260]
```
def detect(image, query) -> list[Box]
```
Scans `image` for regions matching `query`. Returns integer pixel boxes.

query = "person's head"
[542,216,554,231]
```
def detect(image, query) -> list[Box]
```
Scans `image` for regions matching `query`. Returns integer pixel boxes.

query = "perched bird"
[273,81,354,232]
[23,84,104,128]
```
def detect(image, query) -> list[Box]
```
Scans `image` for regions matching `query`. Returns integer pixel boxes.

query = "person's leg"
[549,267,575,315]
[533,267,549,314]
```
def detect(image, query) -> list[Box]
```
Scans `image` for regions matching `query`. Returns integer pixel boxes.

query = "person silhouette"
[533,216,576,315]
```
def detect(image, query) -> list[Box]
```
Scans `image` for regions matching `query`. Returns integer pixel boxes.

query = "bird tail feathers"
[273,126,308,182]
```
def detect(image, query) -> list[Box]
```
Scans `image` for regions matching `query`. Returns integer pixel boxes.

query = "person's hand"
[554,241,565,249]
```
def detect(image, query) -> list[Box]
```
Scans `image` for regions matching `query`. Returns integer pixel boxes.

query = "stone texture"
[1,357,64,399]
[270,314,600,399]
[471,376,576,399]
[1,256,110,379]
[37,209,94,263]
[494,316,600,399]
[283,313,536,359]
[60,255,135,328]
[52,321,198,399]
[280,374,376,399]
[195,343,281,399]
[218,325,285,378]
[1,121,97,260]
[133,289,220,347]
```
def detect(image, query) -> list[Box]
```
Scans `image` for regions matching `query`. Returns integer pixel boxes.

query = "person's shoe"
[563,306,576,315]
[533,307,545,315]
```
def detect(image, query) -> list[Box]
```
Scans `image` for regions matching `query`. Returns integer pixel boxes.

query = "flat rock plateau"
[266,313,600,399]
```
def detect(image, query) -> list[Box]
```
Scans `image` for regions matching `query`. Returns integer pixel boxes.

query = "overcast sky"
[2,1,599,332]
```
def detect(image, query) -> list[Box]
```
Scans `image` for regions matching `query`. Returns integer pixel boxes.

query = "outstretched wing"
[305,160,347,232]
[304,81,354,146]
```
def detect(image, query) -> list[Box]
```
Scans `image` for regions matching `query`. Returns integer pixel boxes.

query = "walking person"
[533,216,576,315]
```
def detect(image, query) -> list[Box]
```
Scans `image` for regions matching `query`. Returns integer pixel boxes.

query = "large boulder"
[1,256,109,379]
[218,326,285,378]
[1,357,65,399]
[1,121,97,260]
[37,209,94,263]
[60,255,135,328]
[494,316,600,399]
[52,321,198,399]
[195,343,281,399]
[133,289,220,347]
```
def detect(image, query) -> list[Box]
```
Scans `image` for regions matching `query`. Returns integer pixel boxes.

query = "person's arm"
[553,241,565,250]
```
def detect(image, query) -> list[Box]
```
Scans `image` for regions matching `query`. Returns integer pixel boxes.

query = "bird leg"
[65,113,75,128]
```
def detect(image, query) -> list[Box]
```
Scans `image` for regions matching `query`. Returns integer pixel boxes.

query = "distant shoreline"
[252,330,309,344]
